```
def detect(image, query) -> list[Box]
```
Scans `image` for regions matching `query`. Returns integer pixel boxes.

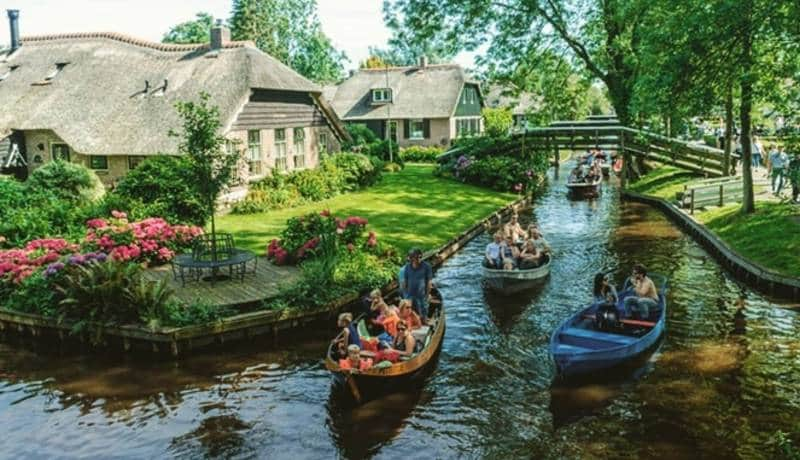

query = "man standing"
[485,232,503,268]
[402,248,433,324]
[788,151,800,203]
[623,264,659,320]
[769,146,789,195]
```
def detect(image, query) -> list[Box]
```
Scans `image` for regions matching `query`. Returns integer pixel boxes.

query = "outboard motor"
[595,302,620,331]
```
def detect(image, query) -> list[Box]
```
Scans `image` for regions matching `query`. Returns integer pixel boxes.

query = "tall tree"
[162,12,215,44]
[229,0,347,83]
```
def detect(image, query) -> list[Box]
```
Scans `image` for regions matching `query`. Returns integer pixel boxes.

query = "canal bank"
[1,163,797,459]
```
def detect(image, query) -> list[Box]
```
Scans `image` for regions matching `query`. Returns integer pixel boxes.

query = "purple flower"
[44,262,65,277]
[68,254,86,265]
[93,253,108,263]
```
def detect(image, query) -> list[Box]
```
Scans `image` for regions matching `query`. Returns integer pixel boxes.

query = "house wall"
[399,118,450,148]
[228,125,334,180]
[454,83,483,117]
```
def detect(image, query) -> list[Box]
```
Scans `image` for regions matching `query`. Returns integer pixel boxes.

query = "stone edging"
[622,190,800,301]
[0,195,533,356]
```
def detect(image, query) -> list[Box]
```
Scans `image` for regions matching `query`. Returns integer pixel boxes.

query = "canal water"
[1,165,798,459]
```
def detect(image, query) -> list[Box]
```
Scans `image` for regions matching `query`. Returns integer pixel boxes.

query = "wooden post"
[690,189,696,214]
[620,130,627,188]
[719,184,724,207]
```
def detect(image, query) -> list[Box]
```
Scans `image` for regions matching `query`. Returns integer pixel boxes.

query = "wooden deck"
[143,256,301,307]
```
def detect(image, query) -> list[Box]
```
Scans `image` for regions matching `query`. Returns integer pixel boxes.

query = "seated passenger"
[387,320,416,358]
[398,299,422,330]
[623,264,659,319]
[593,273,618,304]
[527,225,551,255]
[518,239,541,269]
[501,235,520,270]
[503,214,526,244]
[333,313,361,359]
[569,165,585,183]
[338,344,373,372]
[485,232,503,268]
[367,289,388,335]
[377,302,400,338]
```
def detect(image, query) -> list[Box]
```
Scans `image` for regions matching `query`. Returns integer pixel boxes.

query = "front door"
[388,120,399,143]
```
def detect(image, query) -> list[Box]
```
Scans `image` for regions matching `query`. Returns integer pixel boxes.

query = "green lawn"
[217,164,517,254]
[627,165,700,201]
[698,203,800,278]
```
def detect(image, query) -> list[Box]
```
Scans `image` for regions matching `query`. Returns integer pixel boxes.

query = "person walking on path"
[752,136,764,169]
[769,146,789,195]
[401,248,433,324]
[788,152,800,203]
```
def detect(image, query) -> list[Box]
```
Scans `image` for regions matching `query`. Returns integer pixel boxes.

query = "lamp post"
[385,63,393,163]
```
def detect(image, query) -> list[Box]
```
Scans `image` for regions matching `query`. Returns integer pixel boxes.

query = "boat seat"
[411,326,430,343]
[582,314,656,328]
[561,327,638,345]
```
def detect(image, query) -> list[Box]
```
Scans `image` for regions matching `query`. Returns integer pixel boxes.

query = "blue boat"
[549,274,668,377]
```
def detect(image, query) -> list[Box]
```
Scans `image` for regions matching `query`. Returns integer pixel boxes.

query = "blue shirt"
[403,261,432,299]
[771,151,788,169]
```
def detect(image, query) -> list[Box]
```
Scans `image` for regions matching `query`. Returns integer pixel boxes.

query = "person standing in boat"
[623,264,659,319]
[484,232,503,268]
[402,248,433,324]
[503,214,526,244]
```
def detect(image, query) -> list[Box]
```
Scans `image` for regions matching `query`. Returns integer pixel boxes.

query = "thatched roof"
[330,64,479,121]
[484,85,540,116]
[0,32,344,156]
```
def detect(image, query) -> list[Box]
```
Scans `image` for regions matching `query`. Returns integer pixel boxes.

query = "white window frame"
[372,88,391,103]
[274,128,287,171]
[318,131,328,155]
[409,119,425,140]
[247,130,262,175]
[293,127,306,169]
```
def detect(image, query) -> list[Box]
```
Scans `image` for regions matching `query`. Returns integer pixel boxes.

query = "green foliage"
[109,155,207,225]
[229,0,345,83]
[27,160,105,204]
[482,107,513,137]
[167,299,236,327]
[774,431,800,460]
[231,153,381,214]
[162,12,214,44]
[399,146,444,163]
[344,124,378,147]
[127,277,175,329]
[363,140,402,166]
[2,272,58,317]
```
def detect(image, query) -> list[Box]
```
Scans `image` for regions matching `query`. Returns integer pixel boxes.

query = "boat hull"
[566,179,602,198]
[483,256,551,295]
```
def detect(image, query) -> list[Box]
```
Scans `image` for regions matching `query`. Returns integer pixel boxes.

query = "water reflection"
[0,164,798,458]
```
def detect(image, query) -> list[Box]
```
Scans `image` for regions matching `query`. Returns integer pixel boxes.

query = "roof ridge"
[20,32,254,52]
[359,63,462,72]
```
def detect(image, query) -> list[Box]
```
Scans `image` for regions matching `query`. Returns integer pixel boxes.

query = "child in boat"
[376,302,400,339]
[339,344,373,372]
[398,299,422,330]
[501,235,520,270]
[333,313,361,359]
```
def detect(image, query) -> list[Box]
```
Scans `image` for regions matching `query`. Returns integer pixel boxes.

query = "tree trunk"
[739,5,755,214]
[723,84,734,176]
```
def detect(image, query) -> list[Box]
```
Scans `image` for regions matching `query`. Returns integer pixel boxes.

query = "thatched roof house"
[0,12,347,183]
[327,58,485,148]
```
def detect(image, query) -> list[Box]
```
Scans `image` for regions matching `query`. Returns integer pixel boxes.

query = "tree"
[162,12,215,44]
[482,107,513,136]
[230,0,346,83]
[173,93,238,246]
[360,54,389,69]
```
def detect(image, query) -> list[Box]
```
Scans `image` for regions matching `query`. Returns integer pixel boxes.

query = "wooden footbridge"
[514,115,739,180]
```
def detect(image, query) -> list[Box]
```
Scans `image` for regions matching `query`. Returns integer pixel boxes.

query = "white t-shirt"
[486,242,501,259]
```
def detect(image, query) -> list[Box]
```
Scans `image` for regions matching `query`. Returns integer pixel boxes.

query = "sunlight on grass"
[628,165,699,201]
[217,164,517,254]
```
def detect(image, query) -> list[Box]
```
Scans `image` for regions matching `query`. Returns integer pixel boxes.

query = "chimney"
[210,19,230,50]
[418,55,428,68]
[7,10,20,54]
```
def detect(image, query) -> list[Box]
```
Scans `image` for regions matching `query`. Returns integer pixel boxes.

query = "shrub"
[343,123,378,148]
[363,140,403,166]
[232,153,381,214]
[167,299,236,327]
[399,146,444,163]
[27,160,105,203]
[110,155,207,225]
[482,107,513,137]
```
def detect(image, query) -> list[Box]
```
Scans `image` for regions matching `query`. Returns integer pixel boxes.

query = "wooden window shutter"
[404,120,410,139]
[423,119,431,139]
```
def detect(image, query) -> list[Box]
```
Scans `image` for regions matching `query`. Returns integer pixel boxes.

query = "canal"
[1,165,798,459]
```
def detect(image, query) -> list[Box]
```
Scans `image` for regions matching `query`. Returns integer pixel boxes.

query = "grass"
[217,164,518,254]
[627,165,700,201]
[630,165,800,278]
[697,202,800,278]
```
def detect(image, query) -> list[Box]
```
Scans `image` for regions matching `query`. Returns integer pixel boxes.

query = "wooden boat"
[483,254,551,294]
[549,275,668,378]
[566,177,602,198]
[324,289,445,403]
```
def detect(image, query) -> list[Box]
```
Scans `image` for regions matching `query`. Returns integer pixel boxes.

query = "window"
[51,143,70,161]
[457,118,481,138]
[90,155,108,170]
[45,63,68,81]
[318,132,329,155]
[409,119,425,139]
[462,87,476,105]
[372,88,392,103]
[274,128,287,171]
[128,155,145,170]
[470,118,480,135]
[293,128,305,169]
[247,130,262,175]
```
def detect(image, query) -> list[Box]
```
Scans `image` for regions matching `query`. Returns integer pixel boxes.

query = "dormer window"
[45,63,68,81]
[372,88,392,104]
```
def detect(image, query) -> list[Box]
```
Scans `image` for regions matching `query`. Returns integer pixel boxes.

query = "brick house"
[0,11,347,185]
[327,58,484,148]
